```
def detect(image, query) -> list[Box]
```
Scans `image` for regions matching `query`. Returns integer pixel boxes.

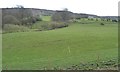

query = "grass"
[42,16,51,21]
[2,20,118,70]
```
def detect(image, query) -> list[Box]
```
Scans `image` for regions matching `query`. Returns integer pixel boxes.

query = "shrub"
[35,16,42,21]
[29,17,36,24]
[76,18,81,20]
[21,17,35,25]
[96,19,98,21]
[21,17,41,27]
[91,18,94,21]
[41,23,50,30]
[49,22,68,29]
[112,20,118,22]
[32,21,69,31]
[100,23,104,25]
[3,24,30,33]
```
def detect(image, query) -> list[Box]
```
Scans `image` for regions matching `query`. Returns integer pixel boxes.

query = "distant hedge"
[32,21,69,31]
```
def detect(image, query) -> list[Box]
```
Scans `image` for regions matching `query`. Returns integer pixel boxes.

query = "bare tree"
[52,8,71,22]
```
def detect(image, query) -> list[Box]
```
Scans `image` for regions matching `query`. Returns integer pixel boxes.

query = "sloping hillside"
[2,22,118,70]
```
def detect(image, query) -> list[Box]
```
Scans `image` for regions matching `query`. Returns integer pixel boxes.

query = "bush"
[21,17,42,27]
[35,16,42,21]
[3,24,30,33]
[100,23,104,25]
[112,20,118,22]
[21,17,36,25]
[76,18,81,20]
[41,23,50,30]
[32,21,69,31]
[49,22,68,29]
[96,19,98,21]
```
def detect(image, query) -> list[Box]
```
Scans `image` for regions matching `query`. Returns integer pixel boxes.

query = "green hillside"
[2,22,118,70]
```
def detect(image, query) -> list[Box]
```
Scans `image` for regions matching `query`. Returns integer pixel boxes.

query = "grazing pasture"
[2,20,118,70]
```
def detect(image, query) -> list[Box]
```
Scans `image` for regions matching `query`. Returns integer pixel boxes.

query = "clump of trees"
[2,7,73,33]
[2,5,42,29]
[51,8,71,29]
[2,5,43,33]
[51,8,72,22]
[2,15,20,25]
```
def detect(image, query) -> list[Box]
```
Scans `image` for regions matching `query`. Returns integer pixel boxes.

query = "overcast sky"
[0,0,119,16]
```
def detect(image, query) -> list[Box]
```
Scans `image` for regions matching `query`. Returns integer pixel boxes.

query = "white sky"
[0,0,119,16]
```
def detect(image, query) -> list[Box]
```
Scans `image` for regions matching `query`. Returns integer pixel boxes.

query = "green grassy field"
[2,21,118,70]
[42,16,51,21]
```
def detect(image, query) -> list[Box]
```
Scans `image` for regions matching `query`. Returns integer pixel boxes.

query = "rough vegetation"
[3,24,30,33]
[66,58,118,70]
[32,21,68,31]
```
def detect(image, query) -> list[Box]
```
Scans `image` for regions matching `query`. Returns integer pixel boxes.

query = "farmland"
[2,18,118,70]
